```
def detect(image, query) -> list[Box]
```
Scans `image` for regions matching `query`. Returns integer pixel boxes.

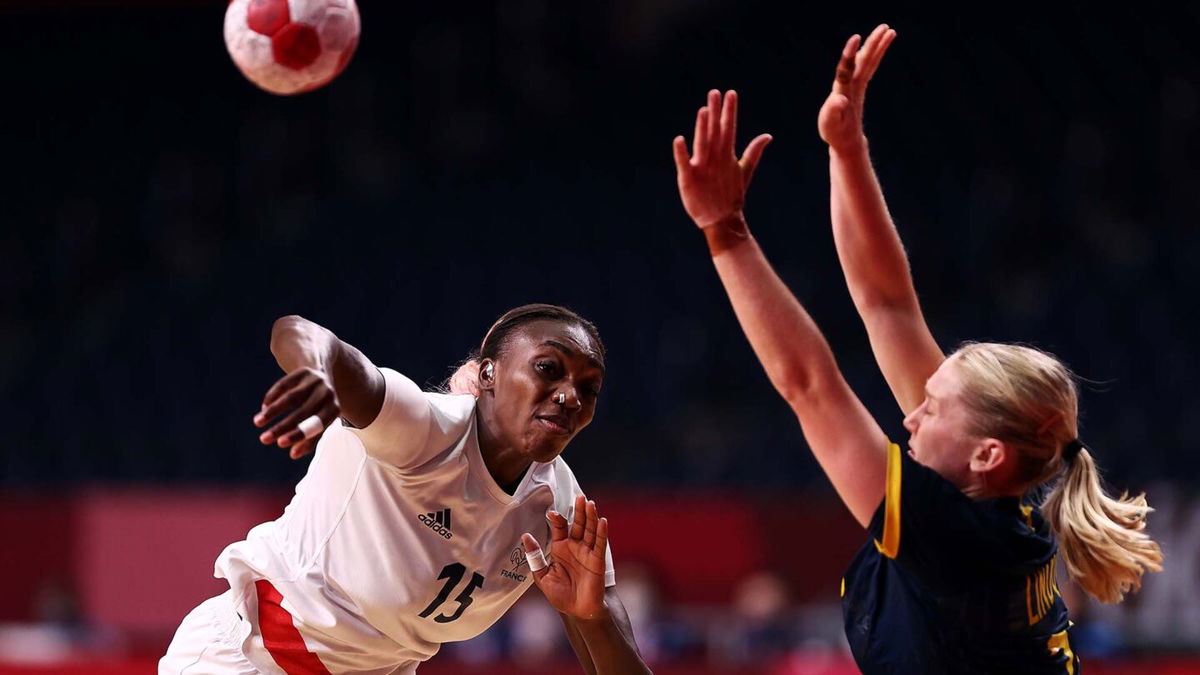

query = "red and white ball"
[224,0,360,96]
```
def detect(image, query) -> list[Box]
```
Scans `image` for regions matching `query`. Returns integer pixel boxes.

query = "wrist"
[568,597,613,626]
[702,212,752,257]
[571,613,612,638]
[828,134,869,157]
[575,605,613,625]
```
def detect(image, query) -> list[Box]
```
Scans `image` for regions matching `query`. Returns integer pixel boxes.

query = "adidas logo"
[417,508,454,540]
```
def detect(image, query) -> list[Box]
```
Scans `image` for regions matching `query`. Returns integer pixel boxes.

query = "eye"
[535,360,561,377]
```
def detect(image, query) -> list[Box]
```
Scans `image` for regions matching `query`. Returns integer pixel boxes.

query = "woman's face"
[484,320,605,462]
[902,358,983,489]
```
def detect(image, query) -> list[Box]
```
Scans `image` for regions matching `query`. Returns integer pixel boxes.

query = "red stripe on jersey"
[255,580,332,675]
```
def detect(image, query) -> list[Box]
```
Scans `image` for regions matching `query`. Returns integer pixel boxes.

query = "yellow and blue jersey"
[841,443,1080,674]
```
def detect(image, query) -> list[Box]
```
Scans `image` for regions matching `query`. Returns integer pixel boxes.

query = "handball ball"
[224,0,360,95]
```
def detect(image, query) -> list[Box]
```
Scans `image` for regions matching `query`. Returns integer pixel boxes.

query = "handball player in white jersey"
[160,304,651,674]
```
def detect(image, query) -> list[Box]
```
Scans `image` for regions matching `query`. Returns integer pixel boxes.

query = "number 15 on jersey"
[418,562,484,623]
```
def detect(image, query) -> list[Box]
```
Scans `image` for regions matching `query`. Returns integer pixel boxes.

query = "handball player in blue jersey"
[671,25,1162,674]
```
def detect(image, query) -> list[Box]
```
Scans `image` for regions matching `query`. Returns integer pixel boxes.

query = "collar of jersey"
[465,409,544,506]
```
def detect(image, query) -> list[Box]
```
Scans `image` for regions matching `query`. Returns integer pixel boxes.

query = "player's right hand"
[673,89,772,230]
[253,366,341,460]
[817,24,896,152]
[524,495,610,621]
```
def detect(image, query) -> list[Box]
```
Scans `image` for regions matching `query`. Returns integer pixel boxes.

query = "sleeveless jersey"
[842,442,1079,674]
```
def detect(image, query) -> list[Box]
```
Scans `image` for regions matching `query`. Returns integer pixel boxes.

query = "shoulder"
[372,367,476,429]
[1006,500,1058,567]
[537,456,585,516]
[423,389,477,428]
[348,368,478,469]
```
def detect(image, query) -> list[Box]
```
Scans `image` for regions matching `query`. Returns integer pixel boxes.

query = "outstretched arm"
[525,496,651,674]
[254,315,386,458]
[819,25,944,415]
[674,90,887,527]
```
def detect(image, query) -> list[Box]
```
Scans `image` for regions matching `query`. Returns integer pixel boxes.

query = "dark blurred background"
[2,2,1198,673]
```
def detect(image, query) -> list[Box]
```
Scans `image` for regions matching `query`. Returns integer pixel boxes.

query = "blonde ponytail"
[951,342,1163,604]
[1041,446,1163,603]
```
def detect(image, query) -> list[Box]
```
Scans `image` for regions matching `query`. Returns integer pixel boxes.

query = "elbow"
[771,365,825,410]
[270,315,301,351]
[772,363,850,416]
[272,314,306,332]
[269,315,326,358]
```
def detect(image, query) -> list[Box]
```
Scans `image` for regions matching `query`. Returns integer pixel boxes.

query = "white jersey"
[213,368,615,674]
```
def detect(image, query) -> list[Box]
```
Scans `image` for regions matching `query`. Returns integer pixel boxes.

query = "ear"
[968,438,1009,474]
[478,358,496,392]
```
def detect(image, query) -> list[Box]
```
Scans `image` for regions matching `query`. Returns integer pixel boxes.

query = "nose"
[556,387,582,410]
[902,407,919,434]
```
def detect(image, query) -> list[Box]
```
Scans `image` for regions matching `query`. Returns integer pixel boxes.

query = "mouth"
[535,415,573,436]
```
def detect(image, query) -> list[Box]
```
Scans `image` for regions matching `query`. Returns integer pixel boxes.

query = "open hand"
[818,24,896,152]
[523,495,610,621]
[253,366,340,459]
[673,90,772,229]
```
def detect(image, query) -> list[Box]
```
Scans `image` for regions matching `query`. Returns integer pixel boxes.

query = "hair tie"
[1062,439,1084,463]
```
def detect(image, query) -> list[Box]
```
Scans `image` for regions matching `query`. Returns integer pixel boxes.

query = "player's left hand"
[673,89,772,229]
[522,494,609,621]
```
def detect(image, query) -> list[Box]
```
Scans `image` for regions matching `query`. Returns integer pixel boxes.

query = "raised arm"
[254,315,386,458]
[673,90,887,526]
[818,25,944,415]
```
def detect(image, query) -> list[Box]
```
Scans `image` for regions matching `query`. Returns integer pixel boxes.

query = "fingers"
[854,24,894,82]
[257,385,318,443]
[689,90,741,165]
[672,135,690,172]
[547,509,569,542]
[693,107,709,163]
[576,498,606,558]
[521,533,550,580]
[719,90,738,157]
[254,367,340,451]
[684,89,763,178]
[581,499,598,549]
[289,437,316,460]
[834,34,861,92]
[261,386,335,447]
[570,494,586,540]
[860,26,896,82]
[258,369,310,417]
[706,89,720,145]
[739,133,773,184]
[257,385,309,435]
[257,368,320,429]
[859,23,889,60]
[522,532,539,553]
[594,516,609,558]
[273,399,338,448]
[833,25,895,98]
[843,33,862,59]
